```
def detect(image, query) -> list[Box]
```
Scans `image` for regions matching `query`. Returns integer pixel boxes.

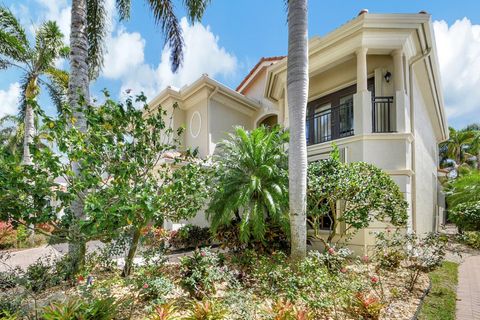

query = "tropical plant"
[184,299,229,320]
[439,127,475,169]
[67,0,211,277]
[0,115,23,158]
[287,0,309,260]
[207,126,289,243]
[445,171,480,208]
[0,7,69,165]
[149,303,180,320]
[307,146,408,245]
[42,297,120,320]
[0,93,209,277]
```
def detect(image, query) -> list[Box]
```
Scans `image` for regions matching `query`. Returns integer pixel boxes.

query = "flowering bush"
[313,246,352,272]
[180,248,227,299]
[139,275,175,304]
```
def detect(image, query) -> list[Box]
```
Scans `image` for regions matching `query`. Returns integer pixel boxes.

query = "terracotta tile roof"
[236,56,286,92]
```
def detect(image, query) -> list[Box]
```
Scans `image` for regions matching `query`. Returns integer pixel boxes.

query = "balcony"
[306,95,395,146]
[372,96,395,133]
[306,100,354,146]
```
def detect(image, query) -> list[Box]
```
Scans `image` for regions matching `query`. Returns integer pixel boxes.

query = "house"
[149,11,448,254]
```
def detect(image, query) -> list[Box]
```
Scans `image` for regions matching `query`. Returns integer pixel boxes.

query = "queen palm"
[207,126,290,243]
[287,0,309,259]
[0,7,69,165]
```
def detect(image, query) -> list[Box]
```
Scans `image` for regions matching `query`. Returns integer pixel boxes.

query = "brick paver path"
[456,255,480,319]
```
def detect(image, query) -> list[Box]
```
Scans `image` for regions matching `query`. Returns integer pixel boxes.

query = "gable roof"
[236,56,285,93]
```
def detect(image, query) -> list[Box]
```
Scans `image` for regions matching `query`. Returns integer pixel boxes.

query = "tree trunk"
[122,227,142,277]
[287,0,309,260]
[477,150,480,171]
[67,0,90,275]
[21,101,35,165]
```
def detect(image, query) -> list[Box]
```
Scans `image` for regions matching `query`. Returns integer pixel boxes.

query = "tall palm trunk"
[22,78,38,166]
[287,0,308,260]
[68,0,90,274]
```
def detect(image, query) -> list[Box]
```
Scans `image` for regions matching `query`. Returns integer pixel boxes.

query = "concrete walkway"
[456,255,480,320]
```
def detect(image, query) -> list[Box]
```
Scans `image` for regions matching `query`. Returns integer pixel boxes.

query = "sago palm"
[0,7,69,165]
[207,126,289,243]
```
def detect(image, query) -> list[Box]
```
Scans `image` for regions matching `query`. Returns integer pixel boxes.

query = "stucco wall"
[184,100,209,158]
[208,98,253,155]
[412,72,439,234]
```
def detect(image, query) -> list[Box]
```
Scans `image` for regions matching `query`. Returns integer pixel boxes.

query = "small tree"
[307,146,408,246]
[0,93,209,277]
[207,126,290,243]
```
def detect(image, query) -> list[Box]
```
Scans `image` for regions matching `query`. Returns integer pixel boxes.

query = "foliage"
[309,246,352,272]
[450,201,480,232]
[262,299,313,320]
[42,297,120,320]
[0,221,16,249]
[439,127,476,167]
[180,248,227,299]
[148,303,180,320]
[0,93,209,277]
[184,299,229,320]
[169,224,211,250]
[23,257,62,292]
[404,233,447,291]
[418,261,458,320]
[349,292,384,320]
[446,171,480,208]
[0,294,23,319]
[373,229,406,270]
[207,126,290,243]
[214,220,289,253]
[457,230,480,249]
[139,275,174,304]
[307,145,408,244]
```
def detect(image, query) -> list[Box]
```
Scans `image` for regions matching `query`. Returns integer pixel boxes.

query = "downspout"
[408,47,431,233]
[207,86,219,155]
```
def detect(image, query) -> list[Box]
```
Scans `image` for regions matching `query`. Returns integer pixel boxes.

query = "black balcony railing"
[306,100,354,146]
[372,96,395,133]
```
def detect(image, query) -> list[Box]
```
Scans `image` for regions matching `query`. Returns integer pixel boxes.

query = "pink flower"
[143,283,149,289]
[201,251,206,257]
[77,275,84,283]
[370,276,379,284]
[340,268,347,273]
[328,247,335,255]
[362,255,369,263]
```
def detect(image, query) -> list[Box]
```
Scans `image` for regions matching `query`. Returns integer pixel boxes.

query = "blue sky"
[1,0,480,129]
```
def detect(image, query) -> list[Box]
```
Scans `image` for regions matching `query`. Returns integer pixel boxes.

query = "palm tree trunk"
[67,0,90,275]
[287,0,309,260]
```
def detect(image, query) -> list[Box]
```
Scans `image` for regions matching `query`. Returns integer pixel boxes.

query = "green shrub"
[0,294,23,319]
[42,297,119,320]
[139,275,175,304]
[15,225,28,245]
[373,229,407,270]
[23,257,61,292]
[450,201,480,231]
[457,231,480,249]
[180,248,226,299]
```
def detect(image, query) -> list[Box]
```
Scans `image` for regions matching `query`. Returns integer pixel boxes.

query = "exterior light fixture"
[384,71,392,83]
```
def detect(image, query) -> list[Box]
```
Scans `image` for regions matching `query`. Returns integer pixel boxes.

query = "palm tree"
[0,115,23,158]
[286,0,309,259]
[207,126,290,243]
[440,127,475,168]
[0,7,69,165]
[67,0,210,274]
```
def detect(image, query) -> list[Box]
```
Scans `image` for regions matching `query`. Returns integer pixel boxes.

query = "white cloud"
[433,18,480,127]
[33,0,71,39]
[102,28,146,79]
[0,83,21,118]
[111,18,238,100]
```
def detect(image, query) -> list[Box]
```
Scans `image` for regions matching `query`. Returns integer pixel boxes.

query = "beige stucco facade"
[148,12,448,254]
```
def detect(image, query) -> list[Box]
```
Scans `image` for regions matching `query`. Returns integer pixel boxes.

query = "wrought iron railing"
[372,96,395,133]
[306,100,354,146]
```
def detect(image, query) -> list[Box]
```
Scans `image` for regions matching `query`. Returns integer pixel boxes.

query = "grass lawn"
[418,261,459,320]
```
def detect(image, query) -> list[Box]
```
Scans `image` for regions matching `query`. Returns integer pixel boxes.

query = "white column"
[392,50,409,133]
[392,50,404,92]
[353,47,372,135]
[356,47,368,92]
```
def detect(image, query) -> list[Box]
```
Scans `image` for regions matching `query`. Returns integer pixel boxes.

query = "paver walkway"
[456,255,480,319]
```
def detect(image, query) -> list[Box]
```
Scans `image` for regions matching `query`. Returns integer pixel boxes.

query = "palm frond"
[0,6,29,62]
[183,0,210,23]
[146,0,184,72]
[116,0,131,20]
[87,0,107,80]
[34,21,65,72]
